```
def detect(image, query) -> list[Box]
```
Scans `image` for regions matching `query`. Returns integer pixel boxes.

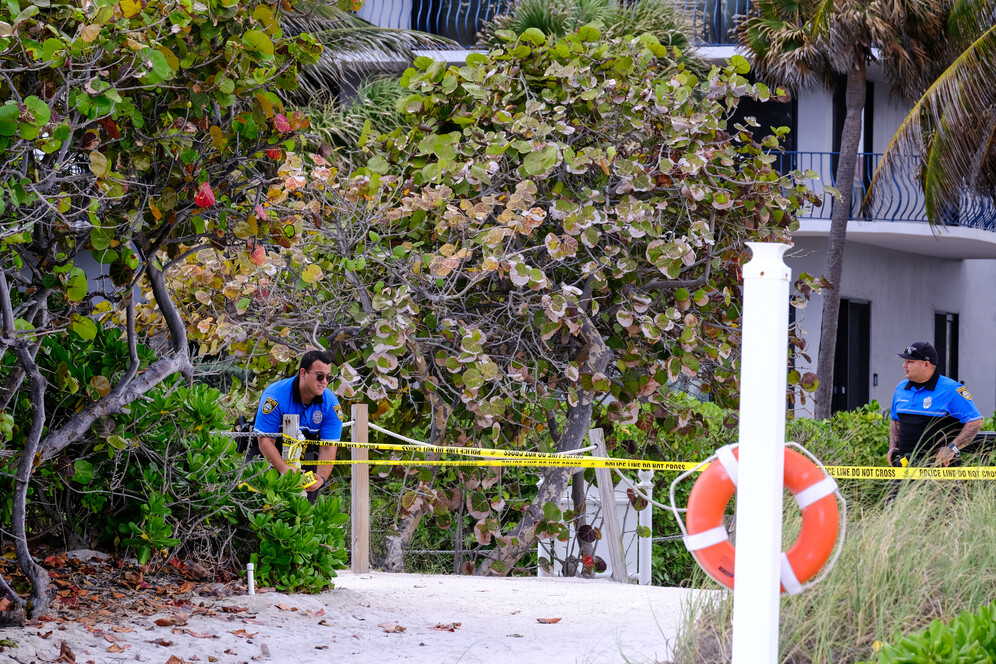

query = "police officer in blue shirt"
[888,341,982,467]
[252,350,344,500]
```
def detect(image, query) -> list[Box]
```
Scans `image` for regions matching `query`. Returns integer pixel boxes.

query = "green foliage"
[674,478,996,663]
[248,472,349,592]
[864,602,996,664]
[302,76,409,161]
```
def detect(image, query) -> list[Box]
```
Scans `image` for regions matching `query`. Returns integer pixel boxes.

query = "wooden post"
[590,428,627,583]
[282,414,302,470]
[351,404,370,574]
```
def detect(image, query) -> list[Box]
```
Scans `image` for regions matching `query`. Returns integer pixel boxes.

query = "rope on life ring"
[668,442,846,595]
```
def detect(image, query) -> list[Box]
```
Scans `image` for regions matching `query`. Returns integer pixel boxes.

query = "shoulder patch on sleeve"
[957,386,973,401]
[334,404,345,422]
[262,397,279,414]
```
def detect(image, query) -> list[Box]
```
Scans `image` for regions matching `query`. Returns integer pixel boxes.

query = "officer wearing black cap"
[888,341,982,467]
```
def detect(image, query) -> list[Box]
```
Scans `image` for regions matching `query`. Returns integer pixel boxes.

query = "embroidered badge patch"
[334,404,345,422]
[262,397,278,415]
[313,411,323,424]
[923,397,932,409]
[958,386,973,400]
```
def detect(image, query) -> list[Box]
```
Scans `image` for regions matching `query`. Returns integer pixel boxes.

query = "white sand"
[2,571,708,664]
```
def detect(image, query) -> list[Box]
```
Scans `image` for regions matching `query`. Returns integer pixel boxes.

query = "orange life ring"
[683,444,839,595]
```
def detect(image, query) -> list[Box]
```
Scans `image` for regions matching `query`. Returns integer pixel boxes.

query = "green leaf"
[523,145,559,176]
[0,104,17,136]
[142,49,172,83]
[542,501,562,522]
[730,54,751,75]
[243,30,274,59]
[73,460,95,484]
[70,314,97,340]
[65,267,88,302]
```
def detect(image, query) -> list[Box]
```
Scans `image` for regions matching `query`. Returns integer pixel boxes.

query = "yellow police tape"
[279,436,996,479]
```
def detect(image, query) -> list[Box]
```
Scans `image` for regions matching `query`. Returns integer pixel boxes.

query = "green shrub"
[248,470,349,592]
[864,602,996,664]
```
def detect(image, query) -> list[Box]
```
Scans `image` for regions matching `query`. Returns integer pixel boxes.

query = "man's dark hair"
[300,349,332,371]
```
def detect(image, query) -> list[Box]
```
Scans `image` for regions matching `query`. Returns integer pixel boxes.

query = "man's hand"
[935,446,960,468]
[888,448,905,467]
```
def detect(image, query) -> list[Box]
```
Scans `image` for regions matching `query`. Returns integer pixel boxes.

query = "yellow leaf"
[209,125,226,152]
[149,201,161,220]
[119,0,143,18]
[256,93,274,119]
[301,264,323,284]
[157,45,179,71]
[90,375,111,399]
[80,24,101,42]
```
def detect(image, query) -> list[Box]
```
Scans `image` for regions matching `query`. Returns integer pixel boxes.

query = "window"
[934,312,959,380]
[831,298,871,413]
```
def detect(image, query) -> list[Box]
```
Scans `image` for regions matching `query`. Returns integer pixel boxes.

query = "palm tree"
[284,2,456,102]
[866,0,996,224]
[477,0,697,57]
[303,76,410,164]
[738,0,956,419]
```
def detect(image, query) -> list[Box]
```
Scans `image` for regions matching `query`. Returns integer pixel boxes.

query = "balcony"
[784,151,996,258]
[358,0,749,49]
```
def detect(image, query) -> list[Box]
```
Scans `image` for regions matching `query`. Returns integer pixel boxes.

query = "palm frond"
[297,75,409,164]
[865,23,996,222]
[283,2,456,101]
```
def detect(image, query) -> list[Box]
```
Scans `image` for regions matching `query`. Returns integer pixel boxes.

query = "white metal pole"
[637,470,653,586]
[731,242,791,664]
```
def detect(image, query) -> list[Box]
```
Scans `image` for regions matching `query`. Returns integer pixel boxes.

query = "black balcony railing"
[358,0,749,48]
[775,151,996,231]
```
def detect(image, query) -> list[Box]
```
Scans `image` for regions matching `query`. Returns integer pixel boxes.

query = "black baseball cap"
[897,341,938,365]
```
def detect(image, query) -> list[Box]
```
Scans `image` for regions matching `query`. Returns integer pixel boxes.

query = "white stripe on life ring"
[780,552,803,595]
[793,477,837,510]
[683,525,730,552]
[715,445,739,487]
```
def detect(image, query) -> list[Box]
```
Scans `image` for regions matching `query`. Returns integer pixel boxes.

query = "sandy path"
[2,571,706,664]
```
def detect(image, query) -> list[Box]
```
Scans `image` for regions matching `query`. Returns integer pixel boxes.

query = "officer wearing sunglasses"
[251,349,344,502]
[888,341,982,469]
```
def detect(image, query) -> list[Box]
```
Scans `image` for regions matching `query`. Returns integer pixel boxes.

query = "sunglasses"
[905,346,928,361]
[305,369,330,383]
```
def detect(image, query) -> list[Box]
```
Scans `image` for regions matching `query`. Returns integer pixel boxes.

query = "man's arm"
[935,418,983,466]
[258,436,293,475]
[888,419,900,462]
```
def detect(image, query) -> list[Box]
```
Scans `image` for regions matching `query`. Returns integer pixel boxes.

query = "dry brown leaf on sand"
[379,622,406,633]
[430,623,462,631]
[537,617,562,624]
[105,643,129,653]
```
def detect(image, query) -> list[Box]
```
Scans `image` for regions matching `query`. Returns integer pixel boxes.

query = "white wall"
[786,238,996,418]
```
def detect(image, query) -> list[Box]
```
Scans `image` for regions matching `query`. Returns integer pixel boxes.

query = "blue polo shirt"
[254,376,343,445]
[890,370,981,456]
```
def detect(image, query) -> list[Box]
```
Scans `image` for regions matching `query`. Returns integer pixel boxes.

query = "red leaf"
[194,181,215,208]
[266,148,283,160]
[537,617,562,624]
[273,114,291,133]
[250,244,266,266]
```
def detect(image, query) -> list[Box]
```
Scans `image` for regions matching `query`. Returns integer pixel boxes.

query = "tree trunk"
[475,312,611,576]
[383,350,452,572]
[814,55,867,420]
[570,471,596,577]
[12,345,52,618]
